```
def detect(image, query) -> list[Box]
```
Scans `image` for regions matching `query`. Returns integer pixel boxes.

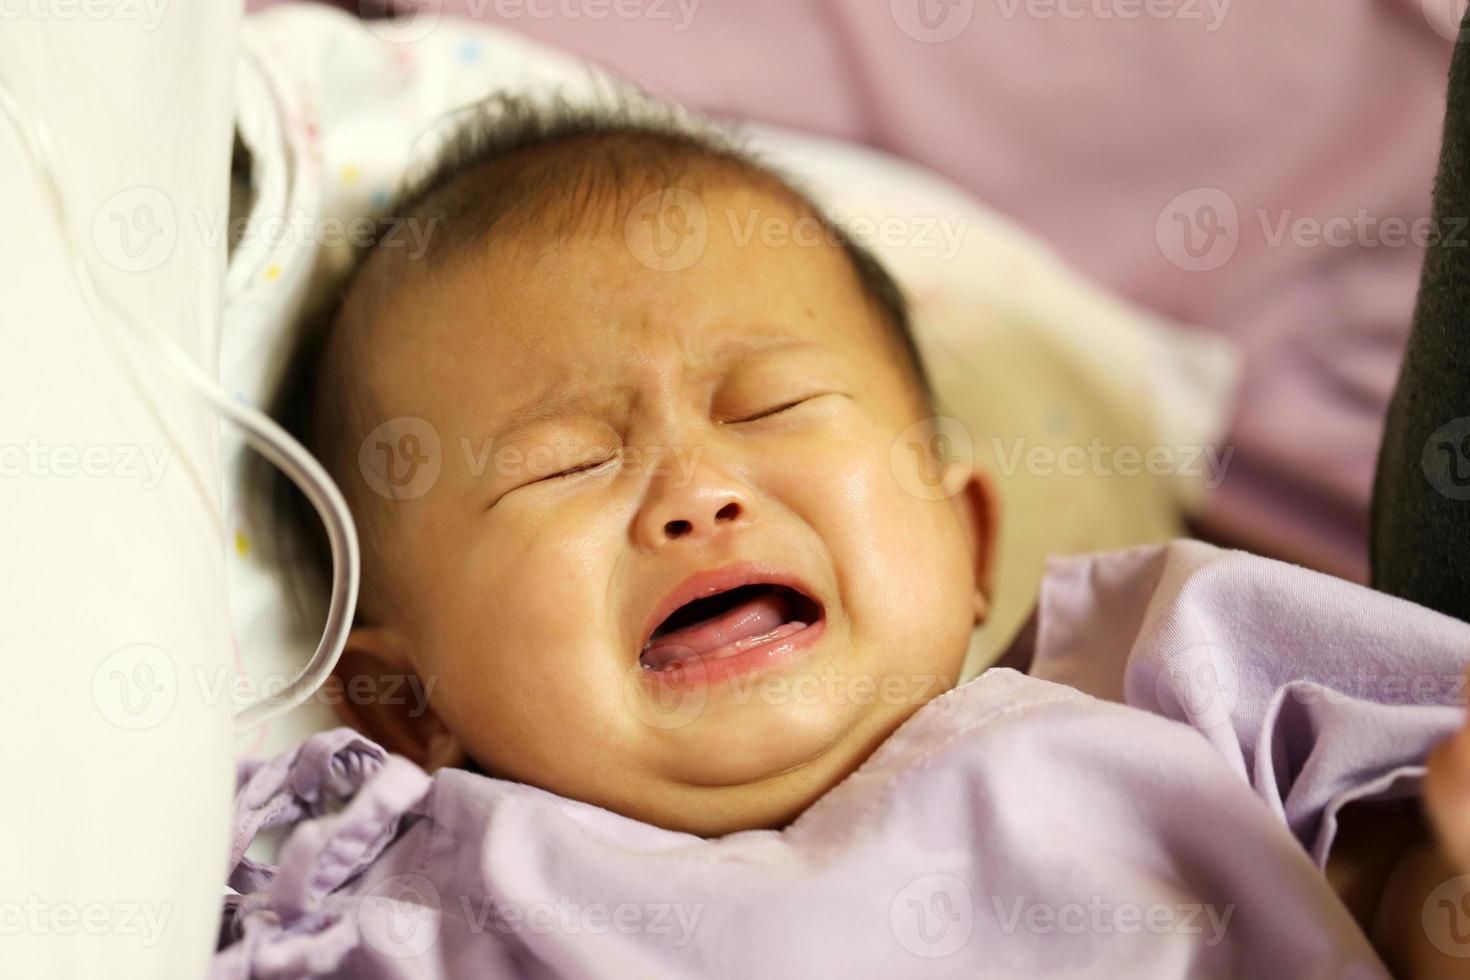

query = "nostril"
[664,519,693,538]
[715,502,740,522]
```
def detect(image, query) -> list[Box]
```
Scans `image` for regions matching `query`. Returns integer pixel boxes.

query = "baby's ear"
[328,626,466,772]
[952,468,1000,625]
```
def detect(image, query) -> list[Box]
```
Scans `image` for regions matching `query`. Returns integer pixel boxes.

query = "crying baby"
[260,96,997,838]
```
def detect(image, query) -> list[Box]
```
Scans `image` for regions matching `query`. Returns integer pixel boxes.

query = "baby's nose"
[660,498,743,542]
[636,471,751,551]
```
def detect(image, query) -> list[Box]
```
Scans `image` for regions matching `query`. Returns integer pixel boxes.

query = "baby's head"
[265,97,997,836]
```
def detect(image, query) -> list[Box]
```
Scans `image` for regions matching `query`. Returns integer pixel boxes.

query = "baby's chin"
[621,676,946,836]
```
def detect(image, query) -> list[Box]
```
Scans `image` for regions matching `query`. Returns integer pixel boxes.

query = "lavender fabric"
[213,541,1470,978]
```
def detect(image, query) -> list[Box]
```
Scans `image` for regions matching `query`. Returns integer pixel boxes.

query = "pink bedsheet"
[250,0,1460,581]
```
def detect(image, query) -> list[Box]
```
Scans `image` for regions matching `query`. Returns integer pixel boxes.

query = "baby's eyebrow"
[489,333,825,440]
[491,384,631,444]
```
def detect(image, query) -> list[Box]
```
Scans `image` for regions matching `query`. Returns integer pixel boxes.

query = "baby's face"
[345,183,994,835]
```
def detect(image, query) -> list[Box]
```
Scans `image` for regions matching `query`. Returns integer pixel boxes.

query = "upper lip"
[637,561,825,655]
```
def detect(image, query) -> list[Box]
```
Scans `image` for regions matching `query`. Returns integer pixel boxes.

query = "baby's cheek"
[430,517,621,732]
[794,435,966,640]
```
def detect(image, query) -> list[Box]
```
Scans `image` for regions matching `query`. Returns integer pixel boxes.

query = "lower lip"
[638,617,827,692]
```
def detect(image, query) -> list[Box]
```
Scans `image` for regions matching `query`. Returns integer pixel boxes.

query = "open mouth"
[640,583,824,672]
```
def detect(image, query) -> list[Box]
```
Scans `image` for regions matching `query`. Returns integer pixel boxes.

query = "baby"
[255,96,1470,976]
[263,96,996,838]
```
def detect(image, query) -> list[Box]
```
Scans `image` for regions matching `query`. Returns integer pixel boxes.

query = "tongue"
[642,591,796,669]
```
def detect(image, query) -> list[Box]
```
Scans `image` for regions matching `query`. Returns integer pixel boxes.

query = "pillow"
[224,4,1237,760]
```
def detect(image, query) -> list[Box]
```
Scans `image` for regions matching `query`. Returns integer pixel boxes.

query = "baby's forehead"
[353,177,867,351]
[367,252,866,402]
[331,160,913,439]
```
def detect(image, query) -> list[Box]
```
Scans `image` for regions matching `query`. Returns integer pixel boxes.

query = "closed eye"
[541,455,615,482]
[724,395,824,425]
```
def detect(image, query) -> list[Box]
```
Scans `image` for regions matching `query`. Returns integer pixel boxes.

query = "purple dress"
[213,541,1470,978]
